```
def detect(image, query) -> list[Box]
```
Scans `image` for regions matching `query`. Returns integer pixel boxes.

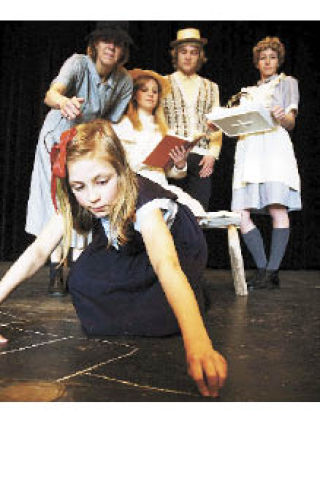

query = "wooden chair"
[199,212,248,296]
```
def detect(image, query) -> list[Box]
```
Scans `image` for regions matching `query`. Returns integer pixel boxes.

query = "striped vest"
[162,74,218,152]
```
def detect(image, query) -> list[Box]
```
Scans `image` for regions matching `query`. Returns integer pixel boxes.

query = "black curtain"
[0,20,319,269]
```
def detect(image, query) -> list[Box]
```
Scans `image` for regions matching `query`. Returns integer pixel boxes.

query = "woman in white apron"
[231,36,301,290]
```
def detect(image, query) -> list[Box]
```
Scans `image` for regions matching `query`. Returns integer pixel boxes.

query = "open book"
[143,134,205,168]
[206,104,276,137]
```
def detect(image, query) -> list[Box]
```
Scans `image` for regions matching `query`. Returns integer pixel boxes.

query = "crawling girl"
[0,119,227,397]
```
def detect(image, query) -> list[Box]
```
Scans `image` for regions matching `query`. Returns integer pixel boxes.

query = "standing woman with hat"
[25,25,133,295]
[229,37,301,289]
[162,28,222,210]
[112,68,206,217]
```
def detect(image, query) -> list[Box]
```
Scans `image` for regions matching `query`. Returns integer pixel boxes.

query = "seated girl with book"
[0,119,227,397]
[112,69,206,217]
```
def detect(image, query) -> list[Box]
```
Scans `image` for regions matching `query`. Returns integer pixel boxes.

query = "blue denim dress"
[26,54,132,246]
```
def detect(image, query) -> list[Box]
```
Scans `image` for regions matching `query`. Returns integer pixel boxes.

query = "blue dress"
[25,54,132,247]
[68,176,208,337]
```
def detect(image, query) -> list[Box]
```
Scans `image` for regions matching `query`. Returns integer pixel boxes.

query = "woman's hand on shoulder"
[185,335,228,397]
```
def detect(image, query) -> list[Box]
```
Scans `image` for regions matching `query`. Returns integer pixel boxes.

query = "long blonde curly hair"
[56,119,138,263]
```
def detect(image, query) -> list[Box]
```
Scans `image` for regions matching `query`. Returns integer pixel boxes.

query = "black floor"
[0,262,319,402]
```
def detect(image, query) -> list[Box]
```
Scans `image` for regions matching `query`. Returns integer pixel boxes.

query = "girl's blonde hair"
[126,75,168,137]
[253,36,285,68]
[56,119,138,263]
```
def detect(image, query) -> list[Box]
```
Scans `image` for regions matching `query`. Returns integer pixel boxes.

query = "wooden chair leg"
[227,225,248,296]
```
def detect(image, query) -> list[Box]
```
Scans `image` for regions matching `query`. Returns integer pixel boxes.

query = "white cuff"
[285,103,298,115]
[135,199,178,232]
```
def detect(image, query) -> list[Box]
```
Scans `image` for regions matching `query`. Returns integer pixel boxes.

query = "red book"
[143,134,205,168]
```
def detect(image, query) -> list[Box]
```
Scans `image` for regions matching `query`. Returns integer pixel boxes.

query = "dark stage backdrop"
[0,20,319,268]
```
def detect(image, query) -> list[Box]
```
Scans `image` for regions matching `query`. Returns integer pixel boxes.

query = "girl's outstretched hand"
[0,334,8,344]
[185,336,228,397]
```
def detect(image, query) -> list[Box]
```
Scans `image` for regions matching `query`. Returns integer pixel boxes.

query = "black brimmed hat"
[87,23,134,47]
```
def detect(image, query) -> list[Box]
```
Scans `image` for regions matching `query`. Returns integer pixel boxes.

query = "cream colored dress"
[112,110,206,217]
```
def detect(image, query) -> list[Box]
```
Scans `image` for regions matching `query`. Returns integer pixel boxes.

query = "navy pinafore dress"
[68,176,208,337]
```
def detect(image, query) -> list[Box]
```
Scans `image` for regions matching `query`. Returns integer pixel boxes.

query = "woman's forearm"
[44,82,68,110]
[45,89,67,110]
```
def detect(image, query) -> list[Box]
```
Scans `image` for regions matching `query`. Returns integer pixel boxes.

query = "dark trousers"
[167,152,212,210]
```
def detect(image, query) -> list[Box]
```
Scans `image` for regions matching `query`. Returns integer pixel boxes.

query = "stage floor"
[0,263,319,402]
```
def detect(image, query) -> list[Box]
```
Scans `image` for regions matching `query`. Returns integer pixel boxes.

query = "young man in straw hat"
[162,28,222,210]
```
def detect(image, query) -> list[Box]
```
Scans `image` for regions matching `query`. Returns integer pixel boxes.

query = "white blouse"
[112,110,187,187]
[112,111,207,217]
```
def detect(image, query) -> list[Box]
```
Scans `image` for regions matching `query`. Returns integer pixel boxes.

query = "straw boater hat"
[129,69,171,97]
[170,28,208,47]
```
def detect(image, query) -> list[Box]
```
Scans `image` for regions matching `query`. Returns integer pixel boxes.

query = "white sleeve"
[282,77,299,115]
[134,199,178,232]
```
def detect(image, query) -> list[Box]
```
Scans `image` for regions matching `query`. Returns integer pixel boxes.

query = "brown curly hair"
[253,36,285,68]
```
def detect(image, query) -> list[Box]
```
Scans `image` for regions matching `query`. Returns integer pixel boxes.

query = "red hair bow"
[50,127,77,212]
